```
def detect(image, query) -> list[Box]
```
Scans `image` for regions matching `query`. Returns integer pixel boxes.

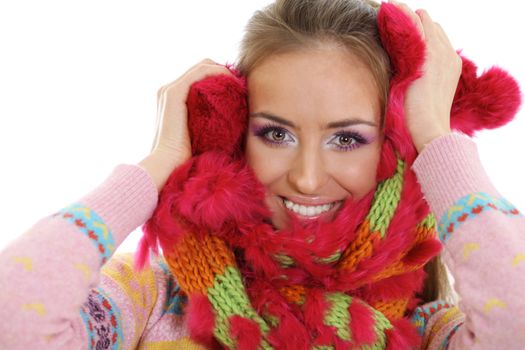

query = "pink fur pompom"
[175,152,269,232]
[451,57,522,136]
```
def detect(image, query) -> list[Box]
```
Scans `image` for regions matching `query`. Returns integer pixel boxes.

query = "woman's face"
[245,46,384,229]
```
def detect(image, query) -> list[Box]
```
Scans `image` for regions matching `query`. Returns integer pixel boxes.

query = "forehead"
[247,47,381,126]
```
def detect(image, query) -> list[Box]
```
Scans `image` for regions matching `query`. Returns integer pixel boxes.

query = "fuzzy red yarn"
[451,60,522,135]
[229,316,263,350]
[403,239,444,267]
[348,299,377,347]
[303,289,339,346]
[186,71,248,156]
[187,293,219,349]
[385,318,422,350]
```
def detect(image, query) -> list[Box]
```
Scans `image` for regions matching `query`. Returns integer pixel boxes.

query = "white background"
[1,0,524,253]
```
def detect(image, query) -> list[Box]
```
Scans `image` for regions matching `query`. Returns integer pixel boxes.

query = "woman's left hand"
[389,0,462,153]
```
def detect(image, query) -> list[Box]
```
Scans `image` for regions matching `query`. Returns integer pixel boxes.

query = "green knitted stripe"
[324,293,353,341]
[207,266,274,349]
[274,253,295,267]
[367,159,405,238]
[360,307,394,350]
[418,213,437,229]
[262,312,280,327]
[323,296,395,349]
[275,250,342,267]
[317,251,342,264]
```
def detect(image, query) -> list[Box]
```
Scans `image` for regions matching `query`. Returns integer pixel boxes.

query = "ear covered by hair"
[377,2,522,147]
[185,68,248,156]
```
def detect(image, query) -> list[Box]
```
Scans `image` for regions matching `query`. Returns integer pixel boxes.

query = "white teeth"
[306,206,314,216]
[282,199,335,217]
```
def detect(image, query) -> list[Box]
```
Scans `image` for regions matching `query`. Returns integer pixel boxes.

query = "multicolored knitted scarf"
[136,3,521,349]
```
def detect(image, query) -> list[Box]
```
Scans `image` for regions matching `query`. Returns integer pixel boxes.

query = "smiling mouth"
[282,198,340,218]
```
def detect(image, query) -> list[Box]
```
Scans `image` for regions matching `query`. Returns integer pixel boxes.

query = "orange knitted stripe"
[371,225,437,281]
[370,298,410,320]
[164,233,236,294]
[373,261,405,282]
[338,221,381,271]
[415,225,436,243]
[279,285,306,304]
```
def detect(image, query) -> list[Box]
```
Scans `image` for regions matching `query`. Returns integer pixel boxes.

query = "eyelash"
[329,131,369,151]
[253,123,370,151]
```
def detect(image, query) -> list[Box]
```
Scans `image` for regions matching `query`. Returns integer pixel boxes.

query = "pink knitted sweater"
[1,133,524,349]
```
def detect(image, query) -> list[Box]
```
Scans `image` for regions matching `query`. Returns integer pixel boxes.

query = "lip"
[279,196,344,220]
[280,195,342,207]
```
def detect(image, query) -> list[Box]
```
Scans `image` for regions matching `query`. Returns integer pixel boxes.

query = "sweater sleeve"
[0,164,164,349]
[411,132,525,349]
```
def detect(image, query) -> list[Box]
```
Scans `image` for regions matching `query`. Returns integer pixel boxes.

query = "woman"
[0,0,523,349]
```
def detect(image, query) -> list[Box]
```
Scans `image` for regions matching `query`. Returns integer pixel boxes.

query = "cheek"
[328,145,381,198]
[245,135,290,186]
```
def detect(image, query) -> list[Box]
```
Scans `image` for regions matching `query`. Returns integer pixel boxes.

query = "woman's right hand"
[139,59,234,191]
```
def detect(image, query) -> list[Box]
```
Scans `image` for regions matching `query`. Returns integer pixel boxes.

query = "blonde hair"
[236,0,454,305]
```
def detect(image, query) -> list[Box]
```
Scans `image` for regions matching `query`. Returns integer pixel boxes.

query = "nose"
[287,146,329,195]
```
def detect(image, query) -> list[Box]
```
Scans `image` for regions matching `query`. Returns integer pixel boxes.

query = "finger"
[194,63,232,77]
[160,65,233,107]
[191,58,219,70]
[164,58,224,87]
[158,59,218,98]
[432,21,455,48]
[161,64,233,98]
[183,65,234,90]
[418,10,456,50]
[415,9,438,40]
[184,62,233,85]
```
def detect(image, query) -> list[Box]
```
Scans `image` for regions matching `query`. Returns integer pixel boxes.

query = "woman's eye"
[328,131,368,151]
[337,135,356,146]
[270,129,286,142]
[258,126,294,145]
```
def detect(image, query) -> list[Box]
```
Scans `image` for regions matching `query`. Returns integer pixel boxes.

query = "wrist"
[414,128,452,153]
[138,150,183,192]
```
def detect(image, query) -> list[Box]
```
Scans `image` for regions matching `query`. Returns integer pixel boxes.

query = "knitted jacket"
[1,132,525,349]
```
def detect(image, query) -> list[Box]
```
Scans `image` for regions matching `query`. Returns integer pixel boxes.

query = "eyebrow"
[249,112,378,129]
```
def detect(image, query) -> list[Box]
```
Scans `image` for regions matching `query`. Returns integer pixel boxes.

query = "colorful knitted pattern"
[80,288,123,350]
[56,203,116,266]
[152,155,440,349]
[438,192,523,243]
[136,2,521,349]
